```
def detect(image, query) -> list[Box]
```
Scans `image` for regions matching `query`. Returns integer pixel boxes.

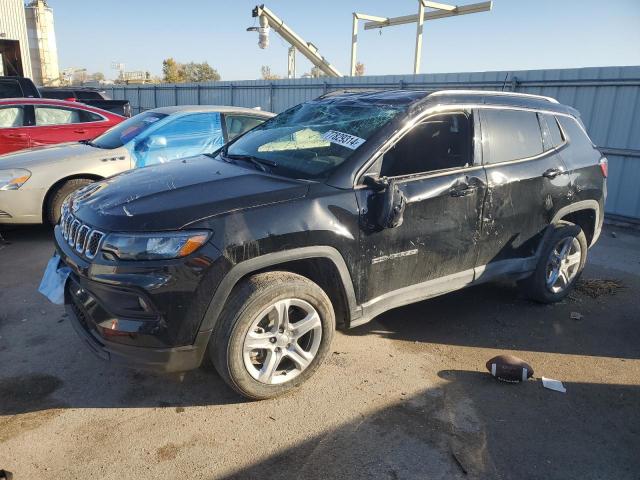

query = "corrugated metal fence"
[104,66,640,221]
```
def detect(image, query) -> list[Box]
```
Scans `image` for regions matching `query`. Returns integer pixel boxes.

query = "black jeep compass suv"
[52,90,607,399]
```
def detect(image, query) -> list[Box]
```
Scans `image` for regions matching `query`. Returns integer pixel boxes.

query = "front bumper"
[65,275,211,372]
[54,224,228,372]
[0,188,45,224]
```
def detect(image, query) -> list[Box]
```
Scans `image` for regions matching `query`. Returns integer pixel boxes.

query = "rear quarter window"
[556,116,599,168]
[544,114,564,147]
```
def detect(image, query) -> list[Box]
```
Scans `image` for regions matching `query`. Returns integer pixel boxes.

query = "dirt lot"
[0,224,638,480]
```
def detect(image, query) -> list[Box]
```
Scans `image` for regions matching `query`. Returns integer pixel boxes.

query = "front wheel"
[210,271,335,400]
[46,178,94,225]
[519,221,587,303]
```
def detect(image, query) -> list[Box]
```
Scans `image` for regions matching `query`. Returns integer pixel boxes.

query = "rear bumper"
[65,275,211,372]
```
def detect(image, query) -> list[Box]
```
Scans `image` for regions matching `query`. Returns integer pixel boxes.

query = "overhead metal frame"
[350,1,492,76]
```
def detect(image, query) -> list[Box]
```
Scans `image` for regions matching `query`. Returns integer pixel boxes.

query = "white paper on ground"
[542,377,567,393]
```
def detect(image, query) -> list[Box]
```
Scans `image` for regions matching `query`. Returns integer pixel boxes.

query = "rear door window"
[35,106,93,125]
[481,109,544,164]
[0,106,25,128]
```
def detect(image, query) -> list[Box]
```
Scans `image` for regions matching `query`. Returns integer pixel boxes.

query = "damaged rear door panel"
[476,108,573,271]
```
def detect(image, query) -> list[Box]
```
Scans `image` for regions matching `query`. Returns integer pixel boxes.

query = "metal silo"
[25,0,60,86]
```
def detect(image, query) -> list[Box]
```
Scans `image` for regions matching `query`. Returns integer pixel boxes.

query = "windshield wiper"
[224,153,277,173]
[79,139,95,147]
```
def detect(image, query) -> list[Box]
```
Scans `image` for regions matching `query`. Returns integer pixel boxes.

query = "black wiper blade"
[79,139,94,146]
[225,154,277,173]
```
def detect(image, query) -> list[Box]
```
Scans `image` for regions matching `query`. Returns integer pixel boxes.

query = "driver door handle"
[450,184,478,197]
[542,167,565,179]
[74,129,87,134]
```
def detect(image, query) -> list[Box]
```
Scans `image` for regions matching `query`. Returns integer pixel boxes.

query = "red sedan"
[0,98,124,155]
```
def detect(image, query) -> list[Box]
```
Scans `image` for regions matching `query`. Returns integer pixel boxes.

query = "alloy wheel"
[545,236,581,294]
[242,298,322,385]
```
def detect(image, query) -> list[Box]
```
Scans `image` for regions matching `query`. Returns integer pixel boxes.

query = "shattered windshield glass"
[223,100,407,180]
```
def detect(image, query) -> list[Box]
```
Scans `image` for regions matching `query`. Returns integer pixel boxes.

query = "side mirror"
[65,97,77,102]
[145,135,167,149]
[363,174,407,229]
[378,180,407,229]
[362,173,388,191]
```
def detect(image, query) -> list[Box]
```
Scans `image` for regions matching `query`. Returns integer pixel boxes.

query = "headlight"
[0,169,31,190]
[102,231,211,260]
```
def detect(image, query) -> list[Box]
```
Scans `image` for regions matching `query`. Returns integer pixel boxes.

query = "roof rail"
[428,89,559,104]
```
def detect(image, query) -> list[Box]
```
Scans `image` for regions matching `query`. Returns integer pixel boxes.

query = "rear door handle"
[542,168,564,179]
[74,129,87,134]
[7,133,27,138]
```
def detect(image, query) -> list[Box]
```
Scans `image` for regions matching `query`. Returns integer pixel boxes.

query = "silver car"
[0,105,274,224]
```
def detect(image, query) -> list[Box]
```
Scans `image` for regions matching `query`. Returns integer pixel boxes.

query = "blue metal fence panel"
[104,66,640,221]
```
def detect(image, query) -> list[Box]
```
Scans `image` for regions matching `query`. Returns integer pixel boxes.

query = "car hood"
[0,142,124,169]
[71,155,310,231]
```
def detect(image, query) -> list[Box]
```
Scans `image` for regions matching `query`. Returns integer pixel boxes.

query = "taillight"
[599,157,608,178]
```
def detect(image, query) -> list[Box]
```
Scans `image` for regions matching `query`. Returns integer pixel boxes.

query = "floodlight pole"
[352,1,492,75]
[287,46,296,79]
[414,1,425,75]
[350,12,388,76]
[253,4,342,78]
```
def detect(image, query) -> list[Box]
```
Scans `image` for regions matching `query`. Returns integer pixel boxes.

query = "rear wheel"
[519,221,587,303]
[46,178,94,225]
[210,271,335,400]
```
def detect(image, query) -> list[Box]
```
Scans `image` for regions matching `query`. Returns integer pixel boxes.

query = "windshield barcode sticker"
[321,130,366,150]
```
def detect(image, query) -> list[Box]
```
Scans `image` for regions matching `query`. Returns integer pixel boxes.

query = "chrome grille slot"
[65,216,73,239]
[70,220,81,246]
[76,225,90,253]
[59,213,106,260]
[85,230,105,259]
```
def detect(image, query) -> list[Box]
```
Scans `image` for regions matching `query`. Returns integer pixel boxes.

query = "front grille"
[59,209,105,260]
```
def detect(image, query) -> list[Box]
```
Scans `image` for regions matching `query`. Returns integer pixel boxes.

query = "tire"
[519,220,587,303]
[46,178,94,225]
[210,271,335,400]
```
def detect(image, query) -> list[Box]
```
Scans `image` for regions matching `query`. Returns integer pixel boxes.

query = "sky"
[51,0,640,81]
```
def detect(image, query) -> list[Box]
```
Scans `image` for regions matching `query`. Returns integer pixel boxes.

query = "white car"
[0,105,274,224]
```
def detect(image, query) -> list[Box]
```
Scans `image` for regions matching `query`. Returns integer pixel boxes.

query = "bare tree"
[355,62,365,76]
[261,65,281,80]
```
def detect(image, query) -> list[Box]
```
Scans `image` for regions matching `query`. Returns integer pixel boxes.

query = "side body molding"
[199,246,361,332]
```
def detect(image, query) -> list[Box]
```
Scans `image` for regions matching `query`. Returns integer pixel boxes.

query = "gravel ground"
[0,224,638,480]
